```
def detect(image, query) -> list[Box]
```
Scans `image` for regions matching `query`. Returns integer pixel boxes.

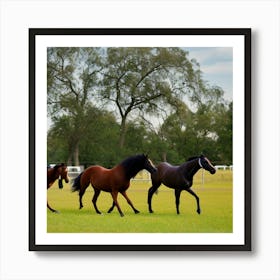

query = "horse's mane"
[120,154,146,179]
[187,156,199,161]
[53,163,66,170]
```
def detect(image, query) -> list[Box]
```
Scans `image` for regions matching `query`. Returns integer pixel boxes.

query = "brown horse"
[47,163,70,213]
[148,155,216,215]
[72,154,157,217]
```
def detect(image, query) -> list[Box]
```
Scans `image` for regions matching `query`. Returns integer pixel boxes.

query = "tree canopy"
[47,47,232,166]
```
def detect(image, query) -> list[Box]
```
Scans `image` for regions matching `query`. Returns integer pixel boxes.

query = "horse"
[47,163,70,213]
[148,155,216,215]
[72,154,157,217]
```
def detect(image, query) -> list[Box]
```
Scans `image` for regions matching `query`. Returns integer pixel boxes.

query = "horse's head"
[142,154,157,174]
[58,163,70,183]
[198,155,216,174]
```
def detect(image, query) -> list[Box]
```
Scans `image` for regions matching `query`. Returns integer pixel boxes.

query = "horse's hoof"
[134,210,140,214]
[197,209,201,214]
[120,213,124,217]
[149,210,154,214]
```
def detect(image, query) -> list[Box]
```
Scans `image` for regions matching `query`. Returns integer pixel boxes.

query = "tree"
[47,106,121,167]
[100,47,209,149]
[151,92,231,164]
[212,102,233,164]
[47,47,102,165]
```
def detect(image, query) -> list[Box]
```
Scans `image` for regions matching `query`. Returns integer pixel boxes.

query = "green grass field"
[47,170,232,233]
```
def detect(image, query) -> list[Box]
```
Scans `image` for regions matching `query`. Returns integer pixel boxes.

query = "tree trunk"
[73,142,80,166]
[67,145,73,166]
[119,117,127,149]
[67,156,72,166]
[67,141,80,166]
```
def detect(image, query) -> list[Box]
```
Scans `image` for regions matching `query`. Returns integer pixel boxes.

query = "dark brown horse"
[47,163,70,213]
[148,155,216,215]
[72,154,157,217]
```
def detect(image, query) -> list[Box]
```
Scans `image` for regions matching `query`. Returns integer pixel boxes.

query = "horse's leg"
[92,188,102,214]
[107,201,115,213]
[78,182,92,210]
[186,188,201,214]
[47,184,59,213]
[47,201,59,214]
[79,188,86,209]
[175,188,182,214]
[148,183,160,213]
[120,191,140,214]
[78,175,90,210]
[111,191,124,217]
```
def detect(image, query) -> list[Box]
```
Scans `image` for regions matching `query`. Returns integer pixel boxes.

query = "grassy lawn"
[47,170,232,233]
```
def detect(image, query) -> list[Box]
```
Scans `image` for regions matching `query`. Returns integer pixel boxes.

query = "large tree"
[47,47,102,165]
[100,47,211,149]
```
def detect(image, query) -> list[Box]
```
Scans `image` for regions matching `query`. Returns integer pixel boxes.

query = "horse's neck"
[182,160,200,180]
[125,163,142,179]
[48,168,60,183]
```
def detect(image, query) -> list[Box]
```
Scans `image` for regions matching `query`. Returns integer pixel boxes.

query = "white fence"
[67,166,84,178]
[215,165,233,170]
[131,170,152,182]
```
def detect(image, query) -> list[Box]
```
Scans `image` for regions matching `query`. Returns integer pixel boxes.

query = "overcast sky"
[185,47,233,102]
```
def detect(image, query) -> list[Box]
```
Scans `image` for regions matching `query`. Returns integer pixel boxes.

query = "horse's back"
[83,164,128,191]
[86,165,122,178]
[153,162,184,188]
[158,162,179,176]
[85,165,110,174]
[82,165,109,182]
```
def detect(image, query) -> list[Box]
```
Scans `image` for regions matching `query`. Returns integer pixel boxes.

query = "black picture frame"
[29,28,251,251]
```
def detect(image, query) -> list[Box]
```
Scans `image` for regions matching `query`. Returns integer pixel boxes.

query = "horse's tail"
[71,172,84,192]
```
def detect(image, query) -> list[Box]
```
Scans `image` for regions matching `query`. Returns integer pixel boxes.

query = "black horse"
[148,155,216,215]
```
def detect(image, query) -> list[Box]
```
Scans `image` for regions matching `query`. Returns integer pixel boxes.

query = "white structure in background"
[132,170,151,182]
[215,165,227,170]
[214,165,233,170]
[67,166,84,178]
